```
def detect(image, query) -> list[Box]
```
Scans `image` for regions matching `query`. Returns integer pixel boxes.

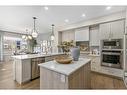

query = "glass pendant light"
[32,17,38,38]
[22,29,32,40]
[28,35,32,40]
[50,24,55,41]
[22,35,26,39]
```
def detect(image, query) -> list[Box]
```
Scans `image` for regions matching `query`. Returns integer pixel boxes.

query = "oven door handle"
[102,52,121,55]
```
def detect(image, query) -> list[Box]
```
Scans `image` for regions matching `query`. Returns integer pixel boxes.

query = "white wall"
[37,32,51,44]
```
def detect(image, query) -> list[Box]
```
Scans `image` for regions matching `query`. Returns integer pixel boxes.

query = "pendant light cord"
[52,24,54,35]
[33,17,37,32]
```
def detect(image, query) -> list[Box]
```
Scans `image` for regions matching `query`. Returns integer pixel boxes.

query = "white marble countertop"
[11,53,64,60]
[38,58,91,76]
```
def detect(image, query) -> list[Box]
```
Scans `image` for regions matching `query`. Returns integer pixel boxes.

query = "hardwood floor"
[91,72,126,89]
[0,61,126,89]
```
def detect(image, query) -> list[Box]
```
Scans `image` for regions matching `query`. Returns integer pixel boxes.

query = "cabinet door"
[110,20,125,39]
[75,27,89,41]
[68,31,75,41]
[22,59,31,82]
[62,31,68,41]
[99,23,110,40]
[45,56,53,62]
[90,26,99,46]
[62,30,75,42]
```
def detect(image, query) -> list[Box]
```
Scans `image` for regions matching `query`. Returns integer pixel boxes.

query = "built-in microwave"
[102,39,123,49]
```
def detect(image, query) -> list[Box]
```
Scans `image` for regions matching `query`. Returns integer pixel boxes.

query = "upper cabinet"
[99,20,125,40]
[62,30,75,42]
[75,27,89,41]
[110,20,125,39]
[99,22,111,39]
[90,26,99,46]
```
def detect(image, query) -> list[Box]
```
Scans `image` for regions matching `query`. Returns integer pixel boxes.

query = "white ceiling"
[0,6,126,34]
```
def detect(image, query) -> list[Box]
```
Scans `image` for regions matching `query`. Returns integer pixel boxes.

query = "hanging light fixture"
[32,17,38,38]
[22,35,26,39]
[22,29,32,40]
[50,24,55,41]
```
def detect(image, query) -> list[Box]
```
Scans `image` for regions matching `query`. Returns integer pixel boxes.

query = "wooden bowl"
[55,56,72,64]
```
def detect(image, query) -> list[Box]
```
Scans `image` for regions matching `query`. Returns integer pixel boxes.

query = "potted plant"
[29,38,37,53]
[58,40,74,54]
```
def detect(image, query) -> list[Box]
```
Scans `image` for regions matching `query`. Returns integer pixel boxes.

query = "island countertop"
[11,53,64,60]
[38,58,91,76]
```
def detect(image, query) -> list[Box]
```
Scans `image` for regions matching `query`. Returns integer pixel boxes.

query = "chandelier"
[22,29,32,40]
[31,17,38,38]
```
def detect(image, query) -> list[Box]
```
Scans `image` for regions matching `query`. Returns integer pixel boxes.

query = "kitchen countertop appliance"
[102,39,123,49]
[101,39,123,69]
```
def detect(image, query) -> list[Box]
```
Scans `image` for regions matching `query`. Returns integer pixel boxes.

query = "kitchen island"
[12,53,64,84]
[39,58,91,89]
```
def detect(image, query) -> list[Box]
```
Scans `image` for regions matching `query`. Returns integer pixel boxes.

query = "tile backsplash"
[90,46,100,54]
[76,41,89,51]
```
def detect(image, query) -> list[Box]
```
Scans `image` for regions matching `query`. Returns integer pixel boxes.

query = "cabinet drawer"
[45,56,54,62]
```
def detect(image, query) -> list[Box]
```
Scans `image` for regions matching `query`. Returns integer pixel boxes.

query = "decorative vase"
[70,47,80,61]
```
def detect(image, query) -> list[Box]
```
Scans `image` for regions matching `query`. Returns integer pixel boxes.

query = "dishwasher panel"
[31,57,45,80]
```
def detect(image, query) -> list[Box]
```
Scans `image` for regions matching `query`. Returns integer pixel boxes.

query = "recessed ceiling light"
[82,13,86,17]
[65,19,69,23]
[44,6,49,10]
[106,6,112,10]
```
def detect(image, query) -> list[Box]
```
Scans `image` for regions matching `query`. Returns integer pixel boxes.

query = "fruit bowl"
[55,56,72,64]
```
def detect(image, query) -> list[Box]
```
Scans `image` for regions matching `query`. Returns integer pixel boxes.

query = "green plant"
[29,38,37,52]
[30,38,37,47]
[58,40,74,54]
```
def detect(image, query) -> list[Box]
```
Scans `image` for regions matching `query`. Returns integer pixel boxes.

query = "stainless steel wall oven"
[101,50,122,68]
[101,39,123,69]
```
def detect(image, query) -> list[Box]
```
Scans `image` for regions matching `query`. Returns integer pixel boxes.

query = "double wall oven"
[101,39,123,69]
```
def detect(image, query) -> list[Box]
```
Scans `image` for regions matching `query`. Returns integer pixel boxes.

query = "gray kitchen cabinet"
[110,20,125,39]
[45,56,54,62]
[62,30,75,42]
[90,26,99,46]
[13,59,31,84]
[99,20,125,40]
[99,22,111,40]
[75,27,89,41]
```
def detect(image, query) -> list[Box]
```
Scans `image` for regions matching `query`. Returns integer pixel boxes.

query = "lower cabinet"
[45,54,65,62]
[13,54,65,84]
[90,56,123,78]
[40,62,91,89]
[22,59,31,82]
[13,59,31,84]
[79,54,123,78]
[45,56,54,62]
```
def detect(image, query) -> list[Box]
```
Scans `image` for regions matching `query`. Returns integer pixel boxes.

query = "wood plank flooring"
[0,61,126,89]
[91,72,126,89]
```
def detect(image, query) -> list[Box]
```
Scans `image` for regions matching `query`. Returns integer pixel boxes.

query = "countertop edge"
[39,58,91,76]
[11,53,64,60]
